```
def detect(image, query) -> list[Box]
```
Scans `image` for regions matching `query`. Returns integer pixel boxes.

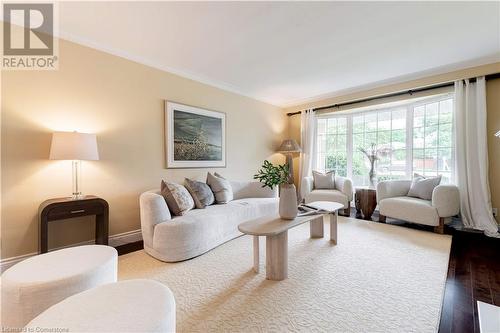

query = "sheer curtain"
[298,109,315,200]
[454,77,499,237]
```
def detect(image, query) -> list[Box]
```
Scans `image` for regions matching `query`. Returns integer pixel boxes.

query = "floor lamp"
[277,139,301,184]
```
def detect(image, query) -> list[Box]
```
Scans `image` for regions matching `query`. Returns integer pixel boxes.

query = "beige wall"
[1,39,287,259]
[287,63,500,221]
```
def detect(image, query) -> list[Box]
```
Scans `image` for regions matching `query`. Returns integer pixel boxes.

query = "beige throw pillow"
[185,178,215,209]
[312,170,335,189]
[407,173,442,200]
[161,180,195,216]
[206,172,233,204]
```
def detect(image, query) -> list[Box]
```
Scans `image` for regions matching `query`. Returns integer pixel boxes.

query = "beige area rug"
[119,217,451,333]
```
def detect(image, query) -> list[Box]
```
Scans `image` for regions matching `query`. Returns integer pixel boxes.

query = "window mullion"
[406,105,413,178]
[312,119,318,172]
[347,115,353,180]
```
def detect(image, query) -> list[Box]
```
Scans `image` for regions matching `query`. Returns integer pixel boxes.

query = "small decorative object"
[49,131,99,199]
[495,130,500,138]
[277,139,301,185]
[359,143,392,189]
[165,101,226,168]
[254,160,298,220]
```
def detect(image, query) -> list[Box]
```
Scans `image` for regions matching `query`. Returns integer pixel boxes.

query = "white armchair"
[301,176,354,216]
[377,180,460,233]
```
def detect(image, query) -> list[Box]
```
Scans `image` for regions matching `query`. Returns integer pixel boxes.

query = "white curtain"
[454,77,499,237]
[298,109,315,200]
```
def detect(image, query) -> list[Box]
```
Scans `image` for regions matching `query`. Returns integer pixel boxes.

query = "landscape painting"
[165,102,226,168]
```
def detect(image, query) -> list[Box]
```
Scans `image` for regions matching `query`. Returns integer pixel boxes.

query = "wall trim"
[58,32,280,108]
[58,32,499,110]
[108,229,143,247]
[283,57,500,110]
[0,229,143,272]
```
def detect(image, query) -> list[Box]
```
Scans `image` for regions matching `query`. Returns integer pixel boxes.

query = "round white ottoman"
[26,279,176,333]
[2,245,117,329]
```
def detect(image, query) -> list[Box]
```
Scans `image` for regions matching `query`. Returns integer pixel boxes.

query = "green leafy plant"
[253,160,290,189]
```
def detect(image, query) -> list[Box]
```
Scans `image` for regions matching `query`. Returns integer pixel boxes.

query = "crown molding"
[57,32,499,110]
[281,54,500,109]
[57,31,281,108]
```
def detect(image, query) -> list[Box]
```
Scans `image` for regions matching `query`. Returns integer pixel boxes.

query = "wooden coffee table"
[238,201,343,281]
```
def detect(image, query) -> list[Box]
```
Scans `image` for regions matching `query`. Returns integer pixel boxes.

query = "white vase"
[279,183,298,220]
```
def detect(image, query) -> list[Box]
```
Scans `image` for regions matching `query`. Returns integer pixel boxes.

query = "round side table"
[355,187,377,220]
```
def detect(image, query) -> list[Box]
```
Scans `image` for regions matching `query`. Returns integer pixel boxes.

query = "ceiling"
[59,2,500,107]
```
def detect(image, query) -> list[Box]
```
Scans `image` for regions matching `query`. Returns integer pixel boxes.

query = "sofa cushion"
[207,172,233,204]
[407,174,442,200]
[304,189,348,208]
[379,196,439,226]
[312,170,335,189]
[185,178,215,209]
[161,181,195,216]
[151,198,278,262]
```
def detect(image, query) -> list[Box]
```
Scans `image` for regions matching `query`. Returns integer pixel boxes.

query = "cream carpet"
[119,217,451,333]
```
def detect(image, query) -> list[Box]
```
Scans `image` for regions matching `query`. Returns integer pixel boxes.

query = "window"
[316,117,348,177]
[351,108,407,186]
[412,99,454,183]
[314,94,454,186]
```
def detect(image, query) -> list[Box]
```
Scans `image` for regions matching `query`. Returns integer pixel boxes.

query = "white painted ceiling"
[59,1,500,107]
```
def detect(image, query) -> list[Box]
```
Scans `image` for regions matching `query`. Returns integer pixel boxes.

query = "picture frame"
[165,101,226,168]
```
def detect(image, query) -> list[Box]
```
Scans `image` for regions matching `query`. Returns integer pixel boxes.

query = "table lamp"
[277,139,301,184]
[49,131,99,199]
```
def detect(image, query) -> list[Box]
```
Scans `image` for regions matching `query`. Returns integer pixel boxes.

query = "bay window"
[314,94,455,186]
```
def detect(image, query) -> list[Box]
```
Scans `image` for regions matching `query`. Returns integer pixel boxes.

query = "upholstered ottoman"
[1,245,117,329]
[26,279,176,333]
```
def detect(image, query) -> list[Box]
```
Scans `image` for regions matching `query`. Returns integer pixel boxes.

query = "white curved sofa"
[377,180,460,233]
[140,180,278,262]
[301,175,353,216]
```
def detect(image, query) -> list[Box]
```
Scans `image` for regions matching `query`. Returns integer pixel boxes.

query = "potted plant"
[254,160,298,220]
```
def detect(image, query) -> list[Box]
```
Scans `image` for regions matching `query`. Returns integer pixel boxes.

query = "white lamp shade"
[49,131,99,160]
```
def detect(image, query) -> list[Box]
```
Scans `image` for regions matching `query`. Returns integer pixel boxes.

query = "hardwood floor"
[115,213,500,332]
[439,229,500,333]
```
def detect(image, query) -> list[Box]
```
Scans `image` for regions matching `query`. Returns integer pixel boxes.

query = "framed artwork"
[165,101,226,168]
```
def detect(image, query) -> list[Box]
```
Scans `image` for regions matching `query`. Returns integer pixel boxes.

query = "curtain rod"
[286,72,500,117]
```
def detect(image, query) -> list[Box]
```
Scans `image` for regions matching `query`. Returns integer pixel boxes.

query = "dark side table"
[39,196,109,253]
[354,187,377,220]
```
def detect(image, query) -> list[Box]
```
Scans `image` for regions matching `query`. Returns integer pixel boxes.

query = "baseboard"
[0,229,143,273]
[108,229,143,247]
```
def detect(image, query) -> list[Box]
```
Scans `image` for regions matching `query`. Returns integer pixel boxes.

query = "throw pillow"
[206,172,233,204]
[161,180,195,216]
[312,170,335,189]
[407,173,442,200]
[214,172,225,179]
[185,178,215,209]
